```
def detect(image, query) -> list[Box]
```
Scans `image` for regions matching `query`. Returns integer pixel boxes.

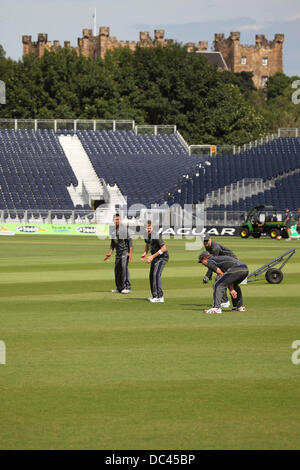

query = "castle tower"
[154,30,165,43]
[139,32,152,46]
[22,35,33,56]
[99,26,110,58]
[22,33,51,58]
[214,32,284,88]
[197,41,208,51]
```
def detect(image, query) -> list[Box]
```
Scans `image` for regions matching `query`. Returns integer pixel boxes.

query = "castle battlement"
[22,27,178,60]
[214,32,284,51]
[22,34,71,56]
[22,28,284,88]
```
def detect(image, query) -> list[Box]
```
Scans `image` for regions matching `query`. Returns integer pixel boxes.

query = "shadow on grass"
[179,303,209,308]
[125,297,152,302]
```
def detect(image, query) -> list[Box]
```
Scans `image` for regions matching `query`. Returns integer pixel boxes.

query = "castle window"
[241,56,247,65]
[261,76,268,87]
[262,57,268,66]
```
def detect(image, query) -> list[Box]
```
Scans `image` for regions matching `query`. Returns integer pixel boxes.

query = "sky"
[0,0,299,76]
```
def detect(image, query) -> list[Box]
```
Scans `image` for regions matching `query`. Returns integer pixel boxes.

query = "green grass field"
[0,235,299,450]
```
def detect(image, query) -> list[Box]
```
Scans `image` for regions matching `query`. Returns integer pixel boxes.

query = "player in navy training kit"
[141,221,169,303]
[202,235,238,308]
[104,214,133,294]
[198,251,248,314]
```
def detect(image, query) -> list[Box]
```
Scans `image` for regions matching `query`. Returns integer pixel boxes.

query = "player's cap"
[203,234,210,242]
[198,251,210,263]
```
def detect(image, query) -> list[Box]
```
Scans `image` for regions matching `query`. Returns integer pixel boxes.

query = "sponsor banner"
[291,225,300,239]
[158,225,299,238]
[0,223,109,236]
[158,227,238,237]
[0,231,15,236]
[1,223,297,238]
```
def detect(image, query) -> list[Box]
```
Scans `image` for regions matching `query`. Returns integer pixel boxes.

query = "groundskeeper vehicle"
[239,205,288,239]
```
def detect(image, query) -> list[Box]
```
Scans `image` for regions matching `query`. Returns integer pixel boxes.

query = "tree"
[1,43,294,144]
[250,72,300,131]
[266,72,292,101]
[0,45,6,59]
[219,70,255,97]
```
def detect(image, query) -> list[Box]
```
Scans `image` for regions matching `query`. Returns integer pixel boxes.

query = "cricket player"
[284,208,295,241]
[198,251,248,314]
[141,220,169,303]
[104,214,133,294]
[202,235,238,308]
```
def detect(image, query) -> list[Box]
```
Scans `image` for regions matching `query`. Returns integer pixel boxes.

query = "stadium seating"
[77,129,188,155]
[223,173,300,211]
[187,138,300,209]
[77,130,205,207]
[0,126,299,212]
[0,129,78,210]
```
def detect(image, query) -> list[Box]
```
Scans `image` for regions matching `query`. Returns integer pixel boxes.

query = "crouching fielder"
[141,221,169,303]
[198,252,248,314]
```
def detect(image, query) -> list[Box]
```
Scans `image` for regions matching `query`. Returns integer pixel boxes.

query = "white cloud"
[237,23,265,31]
[284,12,300,21]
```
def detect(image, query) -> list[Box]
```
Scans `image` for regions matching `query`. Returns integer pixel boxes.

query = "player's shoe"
[221,301,230,308]
[149,297,164,303]
[232,305,246,311]
[203,308,222,314]
[157,297,164,303]
[121,289,130,294]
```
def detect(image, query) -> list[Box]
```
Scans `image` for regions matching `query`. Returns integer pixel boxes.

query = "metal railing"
[0,119,299,154]
[0,208,249,227]
[0,119,135,132]
[188,134,279,156]
[0,209,96,224]
[278,128,299,138]
[134,125,177,135]
[175,130,190,153]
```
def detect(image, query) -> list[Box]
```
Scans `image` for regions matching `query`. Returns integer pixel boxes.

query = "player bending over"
[198,251,248,314]
[202,235,238,308]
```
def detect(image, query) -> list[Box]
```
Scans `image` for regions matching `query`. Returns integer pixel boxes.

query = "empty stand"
[77,129,205,207]
[196,138,300,211]
[0,125,299,215]
[0,129,78,210]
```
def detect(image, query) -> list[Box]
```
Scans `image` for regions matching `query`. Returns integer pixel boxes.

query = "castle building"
[22,28,284,88]
[22,28,173,61]
[214,32,284,89]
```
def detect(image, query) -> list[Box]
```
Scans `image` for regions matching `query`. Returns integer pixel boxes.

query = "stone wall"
[214,32,284,88]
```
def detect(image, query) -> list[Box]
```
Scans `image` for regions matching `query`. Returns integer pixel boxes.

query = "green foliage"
[0,44,6,59]
[219,70,255,97]
[0,43,298,144]
[251,73,300,130]
[266,72,292,100]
